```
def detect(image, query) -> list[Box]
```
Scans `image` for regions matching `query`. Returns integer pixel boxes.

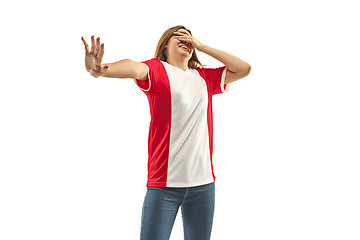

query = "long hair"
[154,25,204,69]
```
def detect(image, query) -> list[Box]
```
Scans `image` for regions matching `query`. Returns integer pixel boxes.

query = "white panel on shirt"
[161,61,214,187]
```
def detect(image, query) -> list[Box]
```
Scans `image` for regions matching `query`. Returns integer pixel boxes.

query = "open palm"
[81,35,108,78]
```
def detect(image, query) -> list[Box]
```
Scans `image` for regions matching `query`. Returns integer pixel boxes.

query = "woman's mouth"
[178,44,191,53]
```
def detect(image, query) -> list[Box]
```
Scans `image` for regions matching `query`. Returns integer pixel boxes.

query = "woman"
[81,25,251,240]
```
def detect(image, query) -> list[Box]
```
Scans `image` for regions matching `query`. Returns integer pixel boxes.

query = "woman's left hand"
[173,29,205,52]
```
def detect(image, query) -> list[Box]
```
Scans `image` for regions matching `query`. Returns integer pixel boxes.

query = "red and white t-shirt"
[134,58,229,187]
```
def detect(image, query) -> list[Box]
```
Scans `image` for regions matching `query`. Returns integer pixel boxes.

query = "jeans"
[140,182,215,240]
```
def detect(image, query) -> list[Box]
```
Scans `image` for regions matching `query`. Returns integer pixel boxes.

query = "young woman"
[81,25,251,240]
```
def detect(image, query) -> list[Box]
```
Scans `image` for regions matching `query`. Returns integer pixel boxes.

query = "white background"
[1,0,359,239]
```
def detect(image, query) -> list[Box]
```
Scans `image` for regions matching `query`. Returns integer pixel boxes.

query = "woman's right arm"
[101,59,148,80]
[81,35,148,80]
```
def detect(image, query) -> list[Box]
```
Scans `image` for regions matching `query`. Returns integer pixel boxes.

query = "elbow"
[236,64,251,77]
[239,65,251,78]
[247,65,251,75]
[239,65,251,79]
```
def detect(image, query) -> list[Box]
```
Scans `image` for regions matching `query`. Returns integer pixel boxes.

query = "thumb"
[100,65,109,74]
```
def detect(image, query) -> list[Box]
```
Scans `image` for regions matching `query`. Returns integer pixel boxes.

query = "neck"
[166,56,189,71]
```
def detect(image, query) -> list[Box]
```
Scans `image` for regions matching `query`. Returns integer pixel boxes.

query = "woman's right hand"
[81,35,109,78]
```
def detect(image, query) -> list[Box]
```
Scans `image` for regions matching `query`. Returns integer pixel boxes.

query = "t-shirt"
[134,58,229,187]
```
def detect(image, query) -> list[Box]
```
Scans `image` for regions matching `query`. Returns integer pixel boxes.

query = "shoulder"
[141,58,165,70]
[195,66,227,83]
[142,58,162,65]
[196,66,226,74]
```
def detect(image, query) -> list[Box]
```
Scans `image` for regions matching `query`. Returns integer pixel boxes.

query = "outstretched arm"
[173,29,251,84]
[100,59,148,80]
[81,35,148,80]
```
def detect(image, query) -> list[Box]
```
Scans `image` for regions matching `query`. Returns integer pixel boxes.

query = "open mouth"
[178,44,191,53]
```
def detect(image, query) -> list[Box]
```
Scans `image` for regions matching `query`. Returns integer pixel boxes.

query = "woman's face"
[165,30,194,61]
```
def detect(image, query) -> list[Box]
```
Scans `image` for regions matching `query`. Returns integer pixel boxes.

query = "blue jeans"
[140,182,215,240]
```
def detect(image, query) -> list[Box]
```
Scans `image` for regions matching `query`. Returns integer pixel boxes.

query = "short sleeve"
[197,66,229,95]
[133,58,160,95]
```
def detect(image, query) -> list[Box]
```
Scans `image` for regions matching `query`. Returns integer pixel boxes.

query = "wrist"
[197,43,208,52]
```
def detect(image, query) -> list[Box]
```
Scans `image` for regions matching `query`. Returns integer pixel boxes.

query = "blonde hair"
[154,25,204,69]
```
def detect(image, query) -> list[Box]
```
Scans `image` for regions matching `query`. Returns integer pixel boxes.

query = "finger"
[174,32,191,40]
[81,37,89,53]
[93,64,108,75]
[100,65,109,74]
[173,31,187,36]
[177,28,192,36]
[173,31,186,36]
[90,35,95,53]
[98,43,105,63]
[176,36,191,43]
[94,37,100,56]
[93,65,103,74]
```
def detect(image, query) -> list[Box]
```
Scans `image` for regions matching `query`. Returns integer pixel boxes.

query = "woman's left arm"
[198,44,251,84]
[174,29,251,84]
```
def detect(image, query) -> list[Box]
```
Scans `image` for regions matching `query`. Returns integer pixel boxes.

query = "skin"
[166,29,252,84]
[81,29,251,83]
[165,29,201,71]
[81,35,108,78]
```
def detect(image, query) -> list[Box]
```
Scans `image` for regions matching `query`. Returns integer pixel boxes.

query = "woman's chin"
[177,51,191,59]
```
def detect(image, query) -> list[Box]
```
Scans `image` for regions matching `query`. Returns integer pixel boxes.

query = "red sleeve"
[134,58,161,95]
[196,66,229,95]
